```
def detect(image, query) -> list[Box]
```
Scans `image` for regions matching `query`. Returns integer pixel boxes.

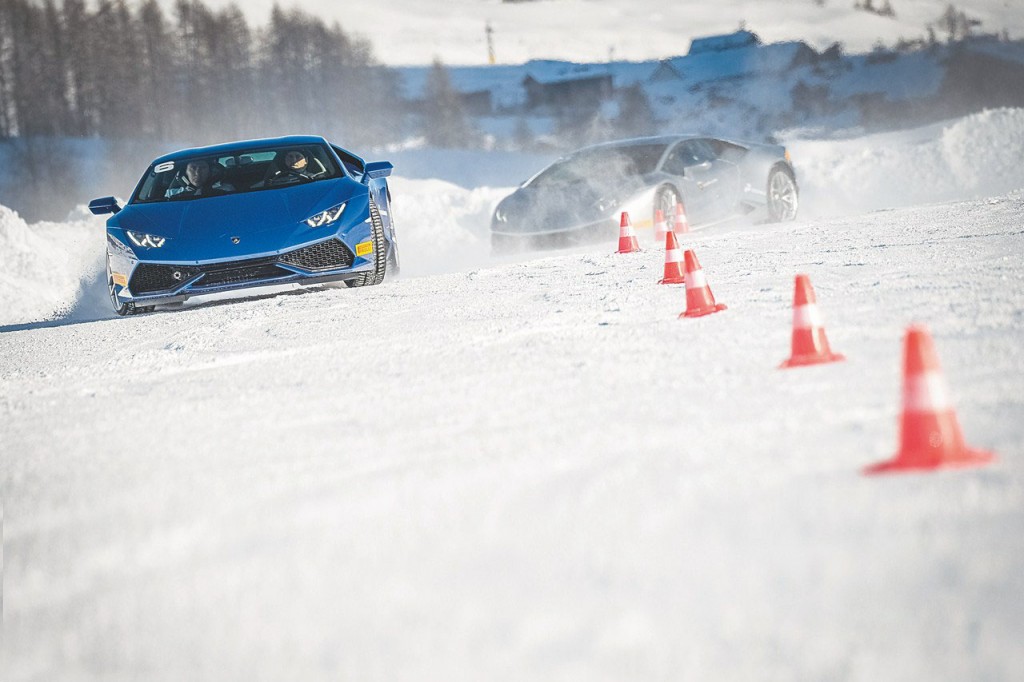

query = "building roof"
[688,30,761,56]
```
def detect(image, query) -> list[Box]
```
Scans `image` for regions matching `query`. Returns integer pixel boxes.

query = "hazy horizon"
[150,0,1024,66]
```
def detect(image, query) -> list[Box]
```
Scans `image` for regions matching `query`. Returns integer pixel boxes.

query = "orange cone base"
[616,241,640,254]
[679,303,728,319]
[864,447,995,475]
[658,274,686,285]
[779,351,846,369]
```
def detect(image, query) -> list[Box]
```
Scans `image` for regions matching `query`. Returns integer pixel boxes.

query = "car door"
[700,138,742,219]
[660,140,718,225]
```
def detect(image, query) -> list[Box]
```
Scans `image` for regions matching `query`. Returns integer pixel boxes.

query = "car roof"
[152,135,332,164]
[575,135,702,154]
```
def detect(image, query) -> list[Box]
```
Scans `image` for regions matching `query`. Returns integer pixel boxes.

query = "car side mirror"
[88,196,122,215]
[363,161,393,181]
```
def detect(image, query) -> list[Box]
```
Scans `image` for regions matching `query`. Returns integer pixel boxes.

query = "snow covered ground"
[3,110,1024,680]
[177,0,1024,65]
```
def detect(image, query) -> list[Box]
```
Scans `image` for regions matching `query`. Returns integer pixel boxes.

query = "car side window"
[663,141,712,175]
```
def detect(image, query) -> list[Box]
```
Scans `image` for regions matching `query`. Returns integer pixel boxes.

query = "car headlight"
[595,196,619,213]
[306,203,347,228]
[126,230,166,248]
[493,207,507,223]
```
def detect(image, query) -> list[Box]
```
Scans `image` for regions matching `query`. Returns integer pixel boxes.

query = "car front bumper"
[108,235,374,306]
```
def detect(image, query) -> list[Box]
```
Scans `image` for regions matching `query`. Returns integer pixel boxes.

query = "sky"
[154,0,1024,66]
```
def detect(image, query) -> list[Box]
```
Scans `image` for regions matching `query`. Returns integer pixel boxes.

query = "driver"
[285,150,312,176]
[165,160,234,198]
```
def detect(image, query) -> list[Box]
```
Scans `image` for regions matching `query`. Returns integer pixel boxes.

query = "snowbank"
[0,205,105,326]
[789,108,1024,217]
[389,177,513,276]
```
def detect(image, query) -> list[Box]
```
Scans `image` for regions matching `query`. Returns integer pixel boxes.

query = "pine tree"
[615,84,656,138]
[0,0,16,137]
[138,0,174,138]
[421,59,475,148]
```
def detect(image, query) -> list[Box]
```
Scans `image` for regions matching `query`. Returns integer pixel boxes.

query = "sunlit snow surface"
[2,112,1024,681]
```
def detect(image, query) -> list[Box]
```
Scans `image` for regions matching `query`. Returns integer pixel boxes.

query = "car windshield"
[133,144,343,204]
[526,144,667,189]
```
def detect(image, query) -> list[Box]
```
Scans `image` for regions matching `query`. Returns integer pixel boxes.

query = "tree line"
[0,0,405,148]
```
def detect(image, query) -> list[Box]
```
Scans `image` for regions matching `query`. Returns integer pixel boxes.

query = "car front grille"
[128,239,354,295]
[199,259,287,287]
[279,239,354,271]
[129,264,201,294]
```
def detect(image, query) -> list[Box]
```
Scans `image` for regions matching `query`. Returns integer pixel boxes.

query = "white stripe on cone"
[792,304,824,329]
[665,248,682,263]
[903,373,954,412]
[686,270,707,289]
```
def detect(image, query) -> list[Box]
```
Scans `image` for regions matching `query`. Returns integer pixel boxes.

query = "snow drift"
[789,108,1024,217]
[0,205,105,327]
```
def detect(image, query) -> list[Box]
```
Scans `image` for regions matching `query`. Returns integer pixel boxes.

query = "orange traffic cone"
[678,249,727,318]
[658,230,686,284]
[653,209,669,243]
[864,325,995,475]
[779,274,845,368]
[672,202,690,234]
[616,211,640,254]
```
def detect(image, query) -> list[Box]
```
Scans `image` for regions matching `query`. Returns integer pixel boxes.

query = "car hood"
[111,178,366,261]
[494,177,647,233]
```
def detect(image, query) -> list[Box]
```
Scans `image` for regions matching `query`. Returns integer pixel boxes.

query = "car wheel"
[767,166,799,222]
[346,199,388,288]
[107,258,151,316]
[654,185,680,229]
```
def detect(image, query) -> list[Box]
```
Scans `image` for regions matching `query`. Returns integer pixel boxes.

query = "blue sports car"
[89,135,398,315]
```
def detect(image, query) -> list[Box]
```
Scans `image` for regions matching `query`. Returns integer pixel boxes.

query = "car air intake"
[127,239,357,295]
[279,239,355,271]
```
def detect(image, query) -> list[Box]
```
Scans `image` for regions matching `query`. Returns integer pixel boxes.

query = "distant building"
[522,73,613,112]
[688,30,761,56]
[649,60,685,83]
[459,90,494,117]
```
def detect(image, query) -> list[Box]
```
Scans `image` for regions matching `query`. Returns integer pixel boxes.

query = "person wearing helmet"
[264,149,327,186]
[165,159,235,198]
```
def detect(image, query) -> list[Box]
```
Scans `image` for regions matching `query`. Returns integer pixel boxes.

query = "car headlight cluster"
[306,203,347,228]
[126,230,166,248]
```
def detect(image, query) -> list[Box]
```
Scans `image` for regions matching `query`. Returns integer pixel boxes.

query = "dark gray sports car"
[491,135,798,252]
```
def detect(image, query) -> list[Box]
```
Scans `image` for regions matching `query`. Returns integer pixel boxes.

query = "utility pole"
[486,21,496,65]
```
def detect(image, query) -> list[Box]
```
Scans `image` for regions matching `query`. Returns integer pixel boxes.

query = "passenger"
[165,160,235,198]
[267,150,325,184]
[285,150,312,176]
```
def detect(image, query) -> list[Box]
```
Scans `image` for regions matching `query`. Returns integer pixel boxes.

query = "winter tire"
[107,257,150,316]
[767,166,799,222]
[346,199,388,288]
[654,184,681,228]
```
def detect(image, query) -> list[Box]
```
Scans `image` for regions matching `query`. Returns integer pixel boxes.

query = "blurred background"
[1,0,1023,222]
